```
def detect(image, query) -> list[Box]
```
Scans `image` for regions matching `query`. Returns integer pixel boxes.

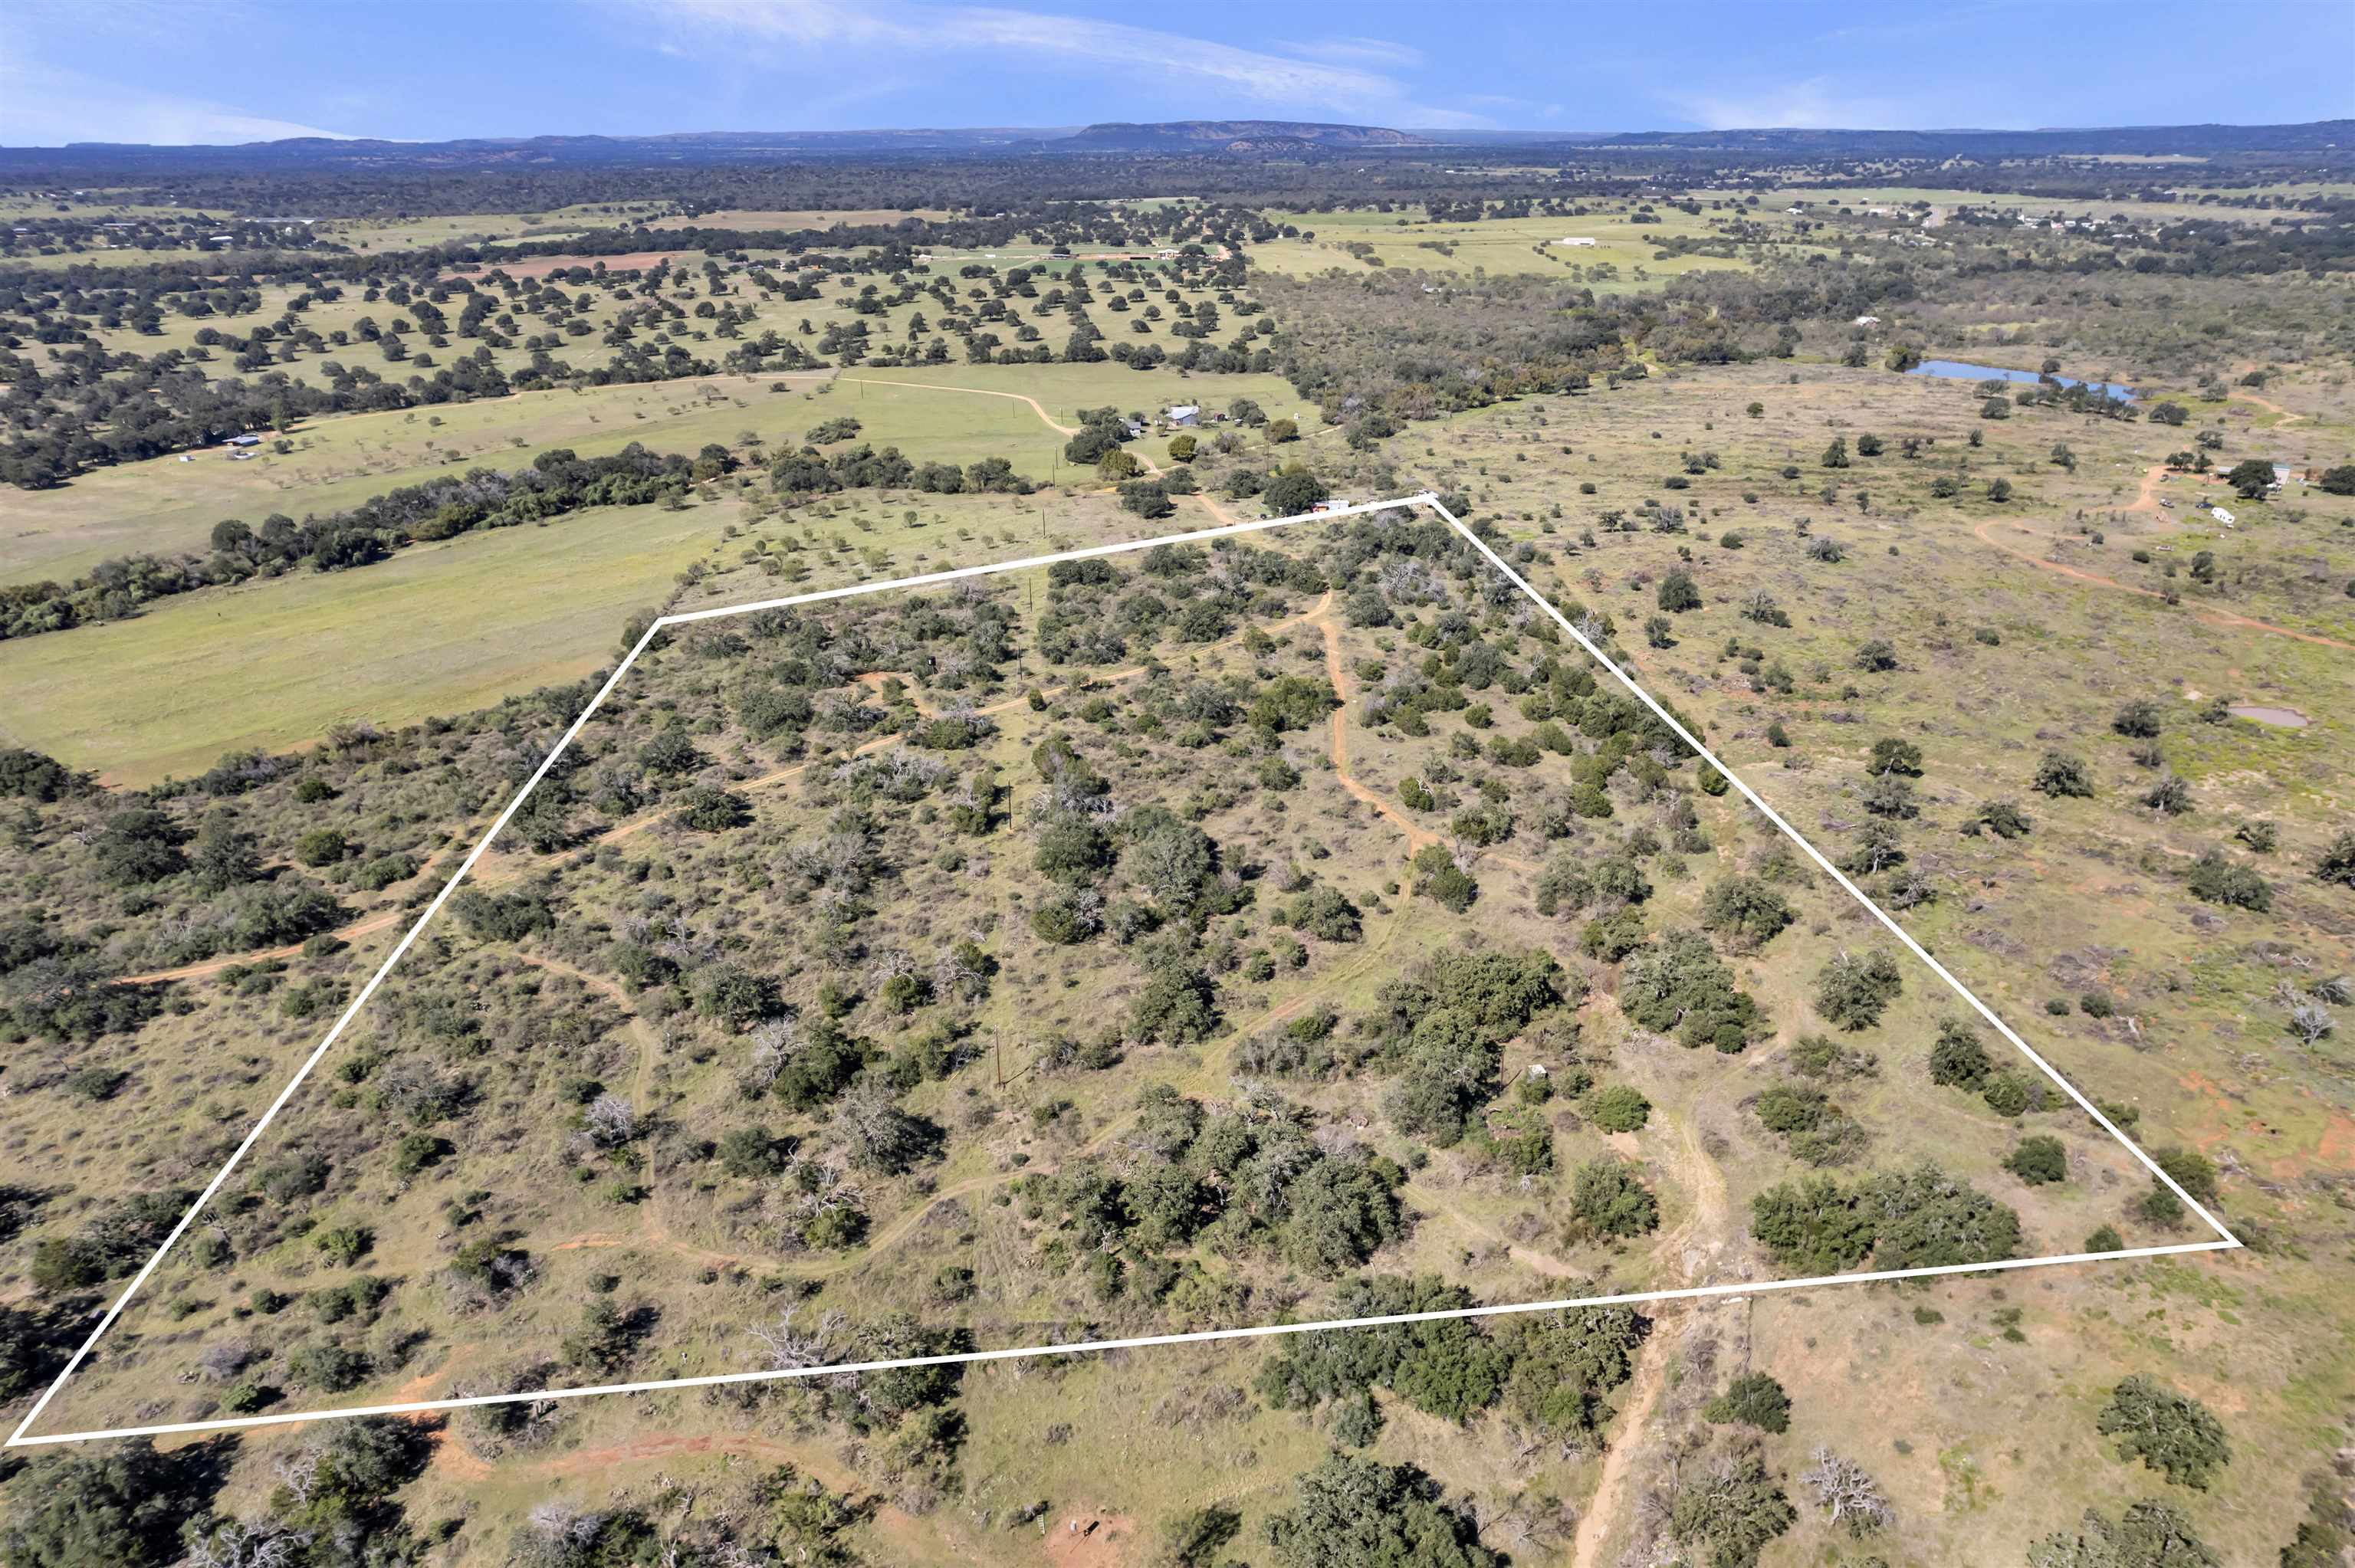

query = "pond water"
[1907,359,2137,402]
[2228,704,2310,729]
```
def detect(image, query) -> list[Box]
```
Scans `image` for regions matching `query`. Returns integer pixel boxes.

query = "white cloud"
[0,61,356,145]
[629,0,1493,128]
[1278,35,1425,70]
[1660,77,1924,132]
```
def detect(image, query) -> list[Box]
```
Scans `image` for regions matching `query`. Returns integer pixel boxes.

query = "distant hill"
[1593,121,2355,157]
[0,127,1072,171]
[1050,120,1429,154]
[3,118,2347,172]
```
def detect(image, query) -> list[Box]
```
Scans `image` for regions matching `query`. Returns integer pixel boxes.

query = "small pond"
[2228,704,2310,729]
[1907,359,2137,402]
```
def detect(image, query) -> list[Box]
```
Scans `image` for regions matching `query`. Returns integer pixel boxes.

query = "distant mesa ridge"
[1052,120,1431,153]
[4,117,2349,166]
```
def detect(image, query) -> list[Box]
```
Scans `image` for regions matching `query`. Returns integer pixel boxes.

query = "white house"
[1557,237,1598,248]
[1853,315,1880,327]
[1166,405,1200,427]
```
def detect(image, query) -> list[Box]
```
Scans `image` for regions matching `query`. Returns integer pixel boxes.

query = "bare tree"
[271,1448,321,1507]
[1800,1445,1894,1537]
[528,1501,609,1550]
[583,1093,642,1148]
[748,1302,846,1372]
[185,1520,314,1568]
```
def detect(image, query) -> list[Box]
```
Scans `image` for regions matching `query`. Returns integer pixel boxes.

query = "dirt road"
[1972,512,2355,652]
[835,375,1081,438]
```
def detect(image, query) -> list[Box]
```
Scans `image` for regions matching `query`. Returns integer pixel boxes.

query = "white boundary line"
[8,1241,2233,1447]
[1427,495,2242,1246]
[6,490,2237,1449]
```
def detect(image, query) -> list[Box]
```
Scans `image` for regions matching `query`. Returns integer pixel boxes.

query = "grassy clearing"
[0,375,828,585]
[1244,202,1773,287]
[642,206,955,230]
[0,499,739,784]
[836,362,1325,456]
[0,484,1162,786]
[0,356,1300,587]
[1728,183,2304,225]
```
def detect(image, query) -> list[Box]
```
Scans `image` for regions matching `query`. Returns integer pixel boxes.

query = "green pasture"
[1245,202,1769,287]
[38,239,1262,451]
[0,374,829,585]
[0,353,1309,587]
[0,498,741,784]
[0,476,1180,785]
[1726,183,2294,226]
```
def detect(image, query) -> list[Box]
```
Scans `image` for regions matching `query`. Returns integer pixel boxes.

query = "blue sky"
[4,0,2350,146]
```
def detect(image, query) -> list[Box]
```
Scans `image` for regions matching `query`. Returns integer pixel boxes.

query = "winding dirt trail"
[1571,1317,1672,1568]
[540,593,1463,1284]
[1566,1118,1732,1568]
[1319,617,1437,853]
[1971,512,2355,652]
[1572,1099,1736,1566]
[113,845,458,985]
[835,376,1081,437]
[2231,389,2305,425]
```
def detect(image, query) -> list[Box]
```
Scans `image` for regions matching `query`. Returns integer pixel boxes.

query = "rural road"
[1969,462,2354,653]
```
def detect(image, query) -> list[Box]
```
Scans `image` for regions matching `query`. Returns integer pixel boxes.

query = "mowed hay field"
[0,499,739,785]
[0,477,1174,787]
[0,360,1309,586]
[1244,202,1775,287]
[836,361,1328,456]
[0,374,826,585]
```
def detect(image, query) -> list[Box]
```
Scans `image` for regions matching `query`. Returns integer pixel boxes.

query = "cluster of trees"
[1259,1277,1647,1441]
[2,1418,430,1568]
[0,198,1266,486]
[2,442,734,638]
[765,440,1036,499]
[1359,949,1571,1149]
[1035,543,1321,665]
[1750,1162,2022,1272]
[0,349,519,488]
[1025,1084,1407,1295]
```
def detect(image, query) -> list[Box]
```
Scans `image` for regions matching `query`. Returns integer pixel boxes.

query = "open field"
[4,123,2353,1566]
[1,375,825,585]
[0,497,741,784]
[2,359,1308,588]
[0,479,1187,786]
[1724,183,2302,226]
[1238,199,1820,287]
